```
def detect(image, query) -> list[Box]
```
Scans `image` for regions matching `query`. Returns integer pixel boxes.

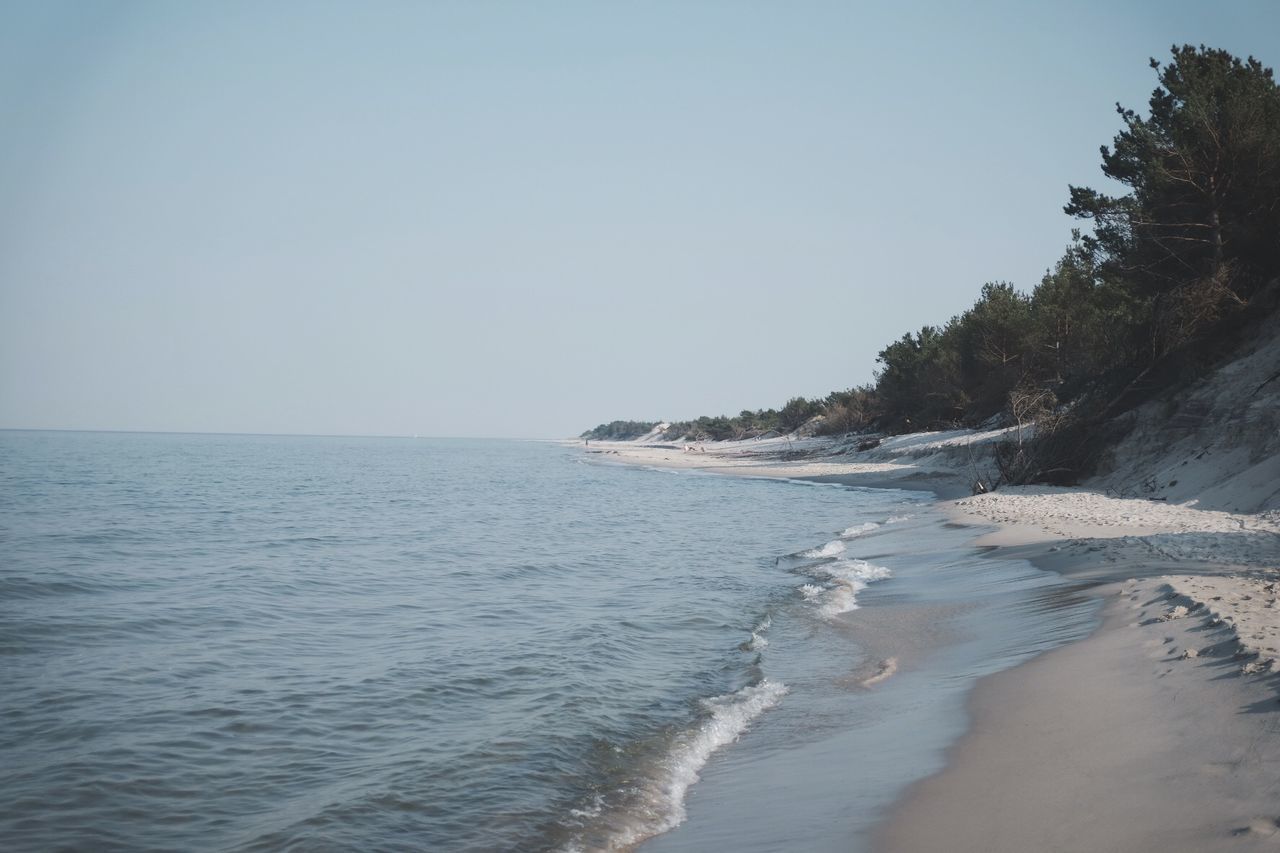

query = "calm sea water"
[0,432,1096,851]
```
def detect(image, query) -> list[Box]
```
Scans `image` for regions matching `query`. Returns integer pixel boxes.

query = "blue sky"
[1,1,1277,437]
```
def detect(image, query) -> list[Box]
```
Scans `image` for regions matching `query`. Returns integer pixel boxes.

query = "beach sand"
[876,572,1280,852]
[875,491,1280,852]
[580,432,1280,852]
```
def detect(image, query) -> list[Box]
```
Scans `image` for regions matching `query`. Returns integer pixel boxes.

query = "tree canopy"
[1066,45,1280,350]
[584,46,1280,481]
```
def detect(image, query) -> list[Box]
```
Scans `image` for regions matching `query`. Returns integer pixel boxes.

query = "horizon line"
[0,426,562,441]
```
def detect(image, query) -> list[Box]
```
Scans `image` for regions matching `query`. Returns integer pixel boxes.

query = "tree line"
[585,47,1280,481]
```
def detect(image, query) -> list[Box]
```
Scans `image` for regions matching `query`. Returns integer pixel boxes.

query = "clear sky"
[1,1,1277,438]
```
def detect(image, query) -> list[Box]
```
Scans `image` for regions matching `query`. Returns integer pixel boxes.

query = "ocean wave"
[740,615,771,652]
[742,476,847,490]
[800,540,846,559]
[560,680,787,852]
[642,465,686,475]
[798,583,825,600]
[799,558,892,618]
[0,575,111,599]
[781,478,847,489]
[840,521,880,538]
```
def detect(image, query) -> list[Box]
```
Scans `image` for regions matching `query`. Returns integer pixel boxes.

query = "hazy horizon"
[3,1,1278,438]
[0,426,554,440]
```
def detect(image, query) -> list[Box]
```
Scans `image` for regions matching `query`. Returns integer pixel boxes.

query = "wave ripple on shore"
[0,431,917,852]
[560,680,788,852]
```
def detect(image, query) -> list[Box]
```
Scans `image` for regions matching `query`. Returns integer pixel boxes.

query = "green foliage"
[1066,45,1280,353]
[874,325,966,430]
[660,421,694,441]
[694,415,736,441]
[815,385,880,435]
[779,397,821,431]
[1026,239,1145,394]
[581,421,658,441]
[952,282,1034,419]
[870,46,1280,461]
[583,46,1280,485]
[655,408,787,442]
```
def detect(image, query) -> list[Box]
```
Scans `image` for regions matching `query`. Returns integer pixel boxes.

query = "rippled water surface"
[3,431,968,851]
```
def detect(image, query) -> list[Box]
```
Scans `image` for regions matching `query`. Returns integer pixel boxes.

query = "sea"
[0,432,1098,851]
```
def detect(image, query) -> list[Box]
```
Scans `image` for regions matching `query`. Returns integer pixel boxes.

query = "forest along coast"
[581,45,1280,853]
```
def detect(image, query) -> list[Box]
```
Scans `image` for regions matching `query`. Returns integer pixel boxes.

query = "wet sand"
[874,494,1280,852]
[876,569,1280,852]
[579,436,1280,851]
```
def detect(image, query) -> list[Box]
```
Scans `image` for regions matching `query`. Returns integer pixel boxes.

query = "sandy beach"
[581,430,1280,851]
[878,494,1280,852]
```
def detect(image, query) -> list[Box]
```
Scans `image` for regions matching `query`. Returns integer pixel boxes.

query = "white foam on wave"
[566,793,605,821]
[640,681,787,835]
[800,558,891,618]
[562,680,787,852]
[743,615,771,651]
[801,539,846,558]
[840,521,880,538]
[799,583,825,600]
[886,514,912,524]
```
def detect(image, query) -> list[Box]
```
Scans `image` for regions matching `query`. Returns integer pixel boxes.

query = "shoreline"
[577,435,1280,852]
[876,494,1280,852]
[875,574,1280,852]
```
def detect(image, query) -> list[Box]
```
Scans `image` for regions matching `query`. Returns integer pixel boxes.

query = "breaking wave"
[800,540,846,558]
[796,558,892,618]
[560,680,788,852]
